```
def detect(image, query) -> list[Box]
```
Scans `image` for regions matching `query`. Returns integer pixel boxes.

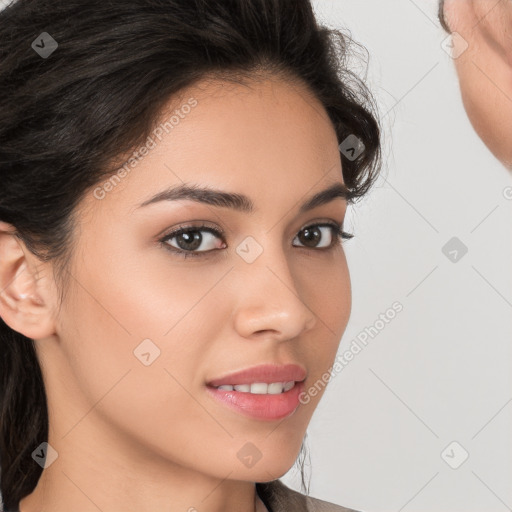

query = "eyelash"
[159,222,354,259]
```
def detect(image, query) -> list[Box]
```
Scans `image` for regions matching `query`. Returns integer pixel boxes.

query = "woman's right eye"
[160,224,226,259]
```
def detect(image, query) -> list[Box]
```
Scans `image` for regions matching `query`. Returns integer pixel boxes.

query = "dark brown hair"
[0,0,381,509]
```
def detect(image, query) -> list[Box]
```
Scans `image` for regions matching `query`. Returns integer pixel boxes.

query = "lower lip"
[205,381,305,421]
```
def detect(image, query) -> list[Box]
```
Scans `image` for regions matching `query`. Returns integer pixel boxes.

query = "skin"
[440,0,512,170]
[0,76,352,512]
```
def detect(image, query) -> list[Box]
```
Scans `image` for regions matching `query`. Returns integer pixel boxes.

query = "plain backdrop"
[1,1,511,512]
[279,1,512,511]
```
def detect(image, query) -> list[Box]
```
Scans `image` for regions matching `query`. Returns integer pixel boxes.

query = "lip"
[205,379,306,421]
[206,363,307,387]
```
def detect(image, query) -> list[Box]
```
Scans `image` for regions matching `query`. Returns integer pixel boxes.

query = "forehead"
[84,76,343,214]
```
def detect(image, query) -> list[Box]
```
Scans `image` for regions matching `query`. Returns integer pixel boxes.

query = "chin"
[234,452,300,482]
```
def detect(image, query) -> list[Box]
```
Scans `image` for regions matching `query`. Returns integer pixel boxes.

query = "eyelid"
[159,221,225,242]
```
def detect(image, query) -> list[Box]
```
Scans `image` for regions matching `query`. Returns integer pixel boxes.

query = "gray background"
[280,1,512,511]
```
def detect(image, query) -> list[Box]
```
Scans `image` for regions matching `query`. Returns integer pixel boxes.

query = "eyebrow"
[136,181,351,214]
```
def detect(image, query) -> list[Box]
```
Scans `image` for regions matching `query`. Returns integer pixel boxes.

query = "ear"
[0,221,58,340]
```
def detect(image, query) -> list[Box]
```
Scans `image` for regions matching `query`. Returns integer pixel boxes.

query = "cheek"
[296,249,352,381]
[57,261,231,466]
[56,243,210,417]
[455,49,512,165]
[443,0,482,33]
[442,0,463,33]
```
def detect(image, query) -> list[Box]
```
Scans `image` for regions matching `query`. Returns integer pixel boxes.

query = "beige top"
[256,479,361,512]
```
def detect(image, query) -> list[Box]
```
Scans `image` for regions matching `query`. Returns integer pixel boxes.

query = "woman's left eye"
[159,222,353,259]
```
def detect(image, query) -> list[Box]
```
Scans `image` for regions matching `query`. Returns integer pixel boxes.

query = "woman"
[0,0,381,510]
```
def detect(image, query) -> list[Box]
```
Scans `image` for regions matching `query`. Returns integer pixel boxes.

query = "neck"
[18,425,264,512]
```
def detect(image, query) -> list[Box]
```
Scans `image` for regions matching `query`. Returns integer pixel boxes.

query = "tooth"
[250,383,269,394]
[217,382,296,394]
[217,385,234,391]
[267,382,285,394]
[283,381,295,392]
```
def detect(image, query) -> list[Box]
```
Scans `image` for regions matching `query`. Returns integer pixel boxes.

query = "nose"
[230,242,318,342]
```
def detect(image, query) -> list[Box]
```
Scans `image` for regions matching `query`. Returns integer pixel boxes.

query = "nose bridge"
[230,232,317,339]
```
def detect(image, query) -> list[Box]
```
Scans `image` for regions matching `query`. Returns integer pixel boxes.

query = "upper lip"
[206,363,307,387]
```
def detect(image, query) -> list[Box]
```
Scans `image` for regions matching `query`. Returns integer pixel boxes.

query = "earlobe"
[0,221,57,340]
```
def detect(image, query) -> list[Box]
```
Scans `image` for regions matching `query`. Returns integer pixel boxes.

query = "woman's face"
[441,0,512,168]
[39,77,351,486]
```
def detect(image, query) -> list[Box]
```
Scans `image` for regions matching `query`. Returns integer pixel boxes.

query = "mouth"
[206,379,305,422]
[204,363,307,421]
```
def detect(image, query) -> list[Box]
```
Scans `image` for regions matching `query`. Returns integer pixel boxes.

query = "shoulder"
[256,479,363,512]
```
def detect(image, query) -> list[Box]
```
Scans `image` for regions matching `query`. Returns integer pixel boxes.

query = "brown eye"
[171,230,203,251]
[161,225,226,258]
[293,223,348,249]
[295,225,324,248]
